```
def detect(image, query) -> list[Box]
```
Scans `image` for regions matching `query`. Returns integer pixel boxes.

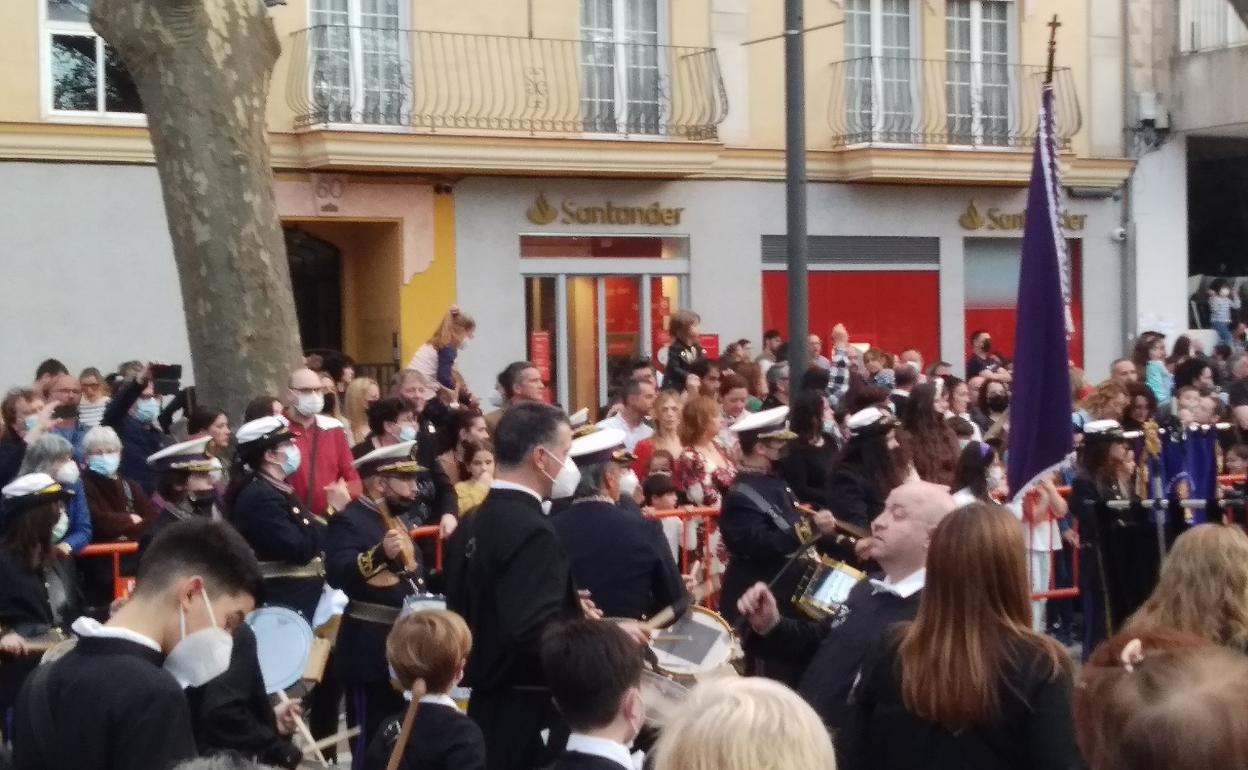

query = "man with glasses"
[48,373,89,460]
[283,367,360,519]
[77,368,111,428]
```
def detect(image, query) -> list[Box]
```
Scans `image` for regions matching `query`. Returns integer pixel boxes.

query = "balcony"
[1181,0,1248,52]
[1175,0,1248,135]
[827,57,1081,150]
[285,26,728,142]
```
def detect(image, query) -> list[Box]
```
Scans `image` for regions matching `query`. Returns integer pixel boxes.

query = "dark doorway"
[285,227,343,353]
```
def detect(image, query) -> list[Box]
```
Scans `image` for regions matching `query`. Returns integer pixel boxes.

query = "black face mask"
[986,394,1010,412]
[189,493,215,516]
[322,393,337,415]
[979,339,992,353]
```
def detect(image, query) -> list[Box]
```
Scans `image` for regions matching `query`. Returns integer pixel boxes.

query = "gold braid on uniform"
[358,545,387,579]
[795,517,814,544]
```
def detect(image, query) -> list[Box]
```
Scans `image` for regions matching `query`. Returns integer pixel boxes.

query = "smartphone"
[150,364,183,396]
[52,404,79,421]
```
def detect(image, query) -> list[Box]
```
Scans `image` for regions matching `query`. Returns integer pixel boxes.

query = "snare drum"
[793,556,866,622]
[649,606,740,683]
[400,593,447,618]
[640,670,689,727]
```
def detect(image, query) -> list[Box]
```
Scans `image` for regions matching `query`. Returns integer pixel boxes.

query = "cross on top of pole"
[1045,15,1061,85]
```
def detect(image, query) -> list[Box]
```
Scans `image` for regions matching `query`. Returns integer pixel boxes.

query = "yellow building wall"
[2,2,47,123]
[398,190,457,366]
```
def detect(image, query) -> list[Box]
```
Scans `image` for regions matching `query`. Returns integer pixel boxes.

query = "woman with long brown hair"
[1125,523,1248,651]
[896,383,960,486]
[844,502,1079,770]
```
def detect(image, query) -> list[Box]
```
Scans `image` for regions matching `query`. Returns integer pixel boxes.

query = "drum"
[640,670,689,727]
[247,606,314,694]
[793,556,866,623]
[400,593,447,618]
[649,606,739,683]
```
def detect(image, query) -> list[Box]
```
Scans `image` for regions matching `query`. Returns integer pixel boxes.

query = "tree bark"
[93,0,303,420]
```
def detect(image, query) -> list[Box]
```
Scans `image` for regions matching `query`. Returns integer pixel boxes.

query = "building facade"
[1,0,1135,395]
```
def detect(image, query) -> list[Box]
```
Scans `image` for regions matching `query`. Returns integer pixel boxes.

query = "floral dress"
[673,444,738,580]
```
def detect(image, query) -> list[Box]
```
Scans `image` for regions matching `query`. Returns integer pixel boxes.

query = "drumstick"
[643,579,714,631]
[279,690,328,767]
[651,635,692,643]
[795,503,870,541]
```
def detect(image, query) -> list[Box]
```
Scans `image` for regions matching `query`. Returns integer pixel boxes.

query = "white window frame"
[306,0,412,130]
[843,0,920,143]
[945,0,1018,147]
[40,0,145,124]
[579,0,671,138]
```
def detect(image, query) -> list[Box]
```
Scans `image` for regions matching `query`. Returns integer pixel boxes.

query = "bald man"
[283,367,360,518]
[737,481,956,737]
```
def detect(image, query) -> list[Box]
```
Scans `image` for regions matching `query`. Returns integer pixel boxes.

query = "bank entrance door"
[520,235,689,414]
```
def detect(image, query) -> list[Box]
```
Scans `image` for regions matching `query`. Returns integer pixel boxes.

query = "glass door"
[525,273,684,414]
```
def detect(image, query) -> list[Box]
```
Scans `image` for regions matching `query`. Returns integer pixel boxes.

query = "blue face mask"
[88,453,122,477]
[135,399,161,424]
[398,425,418,443]
[279,445,302,477]
[23,415,38,433]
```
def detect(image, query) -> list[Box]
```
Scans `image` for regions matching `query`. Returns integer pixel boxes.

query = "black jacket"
[229,473,326,621]
[447,487,582,691]
[553,499,686,622]
[185,623,301,768]
[364,701,486,770]
[0,547,82,639]
[842,637,1081,770]
[325,497,419,685]
[718,471,804,624]
[747,577,920,739]
[827,465,885,531]
[0,432,25,490]
[663,340,705,392]
[545,752,627,770]
[14,636,196,770]
[779,439,838,509]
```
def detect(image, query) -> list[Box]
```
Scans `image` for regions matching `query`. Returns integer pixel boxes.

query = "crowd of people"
[2,304,1248,770]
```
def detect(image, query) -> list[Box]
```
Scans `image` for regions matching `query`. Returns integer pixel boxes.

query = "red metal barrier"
[77,541,140,600]
[410,525,443,572]
[644,506,721,607]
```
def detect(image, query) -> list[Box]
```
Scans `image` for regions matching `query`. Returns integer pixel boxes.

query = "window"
[45,0,142,117]
[309,0,408,126]
[843,0,916,140]
[946,0,1013,145]
[580,0,664,135]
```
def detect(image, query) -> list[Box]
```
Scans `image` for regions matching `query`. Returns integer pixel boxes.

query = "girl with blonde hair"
[1126,523,1248,651]
[653,677,836,770]
[407,307,476,395]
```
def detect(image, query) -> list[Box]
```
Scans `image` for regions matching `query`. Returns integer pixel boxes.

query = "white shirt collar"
[71,616,162,653]
[490,479,544,504]
[418,692,459,709]
[565,734,636,770]
[869,568,926,599]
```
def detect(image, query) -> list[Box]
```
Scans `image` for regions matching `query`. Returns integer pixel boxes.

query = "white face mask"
[542,448,581,500]
[51,510,69,543]
[618,469,640,498]
[163,587,234,688]
[293,392,324,418]
[988,465,1007,490]
[55,462,80,486]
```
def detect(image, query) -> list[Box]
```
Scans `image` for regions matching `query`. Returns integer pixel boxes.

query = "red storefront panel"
[761,271,941,362]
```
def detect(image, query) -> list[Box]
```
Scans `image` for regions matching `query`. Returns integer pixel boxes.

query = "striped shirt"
[78,397,110,428]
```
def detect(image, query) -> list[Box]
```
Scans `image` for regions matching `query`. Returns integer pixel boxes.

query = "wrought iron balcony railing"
[287,26,728,140]
[828,57,1081,149]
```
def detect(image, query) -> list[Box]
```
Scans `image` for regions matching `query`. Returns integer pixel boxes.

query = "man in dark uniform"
[718,406,838,628]
[326,439,424,770]
[140,437,222,555]
[553,427,687,622]
[445,402,650,770]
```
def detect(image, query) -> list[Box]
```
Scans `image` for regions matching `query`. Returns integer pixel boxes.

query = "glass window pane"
[525,277,559,405]
[103,44,142,113]
[51,34,98,111]
[46,0,93,24]
[566,277,601,414]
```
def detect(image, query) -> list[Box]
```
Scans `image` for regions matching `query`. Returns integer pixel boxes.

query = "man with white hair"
[737,480,956,736]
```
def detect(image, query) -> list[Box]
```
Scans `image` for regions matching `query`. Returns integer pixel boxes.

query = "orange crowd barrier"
[410,525,444,572]
[77,541,140,600]
[645,506,722,608]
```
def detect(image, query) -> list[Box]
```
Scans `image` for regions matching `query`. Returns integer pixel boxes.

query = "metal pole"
[785,0,808,402]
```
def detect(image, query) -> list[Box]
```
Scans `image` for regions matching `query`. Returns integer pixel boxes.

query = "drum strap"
[731,484,793,533]
[259,557,325,580]
[345,600,401,626]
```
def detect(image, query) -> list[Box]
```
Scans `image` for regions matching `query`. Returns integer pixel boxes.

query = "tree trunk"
[93,0,303,420]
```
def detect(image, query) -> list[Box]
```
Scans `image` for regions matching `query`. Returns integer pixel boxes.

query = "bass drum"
[247,605,314,694]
